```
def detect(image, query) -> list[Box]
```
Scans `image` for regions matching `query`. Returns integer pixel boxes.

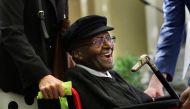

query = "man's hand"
[39,75,65,99]
[180,87,190,109]
[144,74,165,97]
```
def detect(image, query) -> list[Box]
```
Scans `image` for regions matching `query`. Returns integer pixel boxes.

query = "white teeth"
[104,51,111,56]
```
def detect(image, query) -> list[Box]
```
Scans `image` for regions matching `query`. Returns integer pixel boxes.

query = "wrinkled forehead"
[84,31,110,40]
[94,32,109,37]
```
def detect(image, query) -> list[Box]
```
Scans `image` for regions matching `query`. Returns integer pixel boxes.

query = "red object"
[72,88,82,109]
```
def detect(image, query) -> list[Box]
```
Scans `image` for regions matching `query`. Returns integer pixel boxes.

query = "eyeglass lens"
[92,35,116,48]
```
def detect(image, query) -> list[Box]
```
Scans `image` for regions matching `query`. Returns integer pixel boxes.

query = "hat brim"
[84,26,114,38]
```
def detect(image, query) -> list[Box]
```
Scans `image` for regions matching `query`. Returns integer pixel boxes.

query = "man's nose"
[102,40,114,48]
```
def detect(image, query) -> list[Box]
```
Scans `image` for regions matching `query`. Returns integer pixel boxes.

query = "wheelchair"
[0,86,81,109]
[0,54,190,109]
[0,82,189,109]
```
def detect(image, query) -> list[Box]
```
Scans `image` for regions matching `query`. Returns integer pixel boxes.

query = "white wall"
[145,0,163,55]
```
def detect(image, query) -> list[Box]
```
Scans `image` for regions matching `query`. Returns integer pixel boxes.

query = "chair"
[37,81,82,109]
[71,88,82,109]
[70,87,186,109]
[113,97,182,109]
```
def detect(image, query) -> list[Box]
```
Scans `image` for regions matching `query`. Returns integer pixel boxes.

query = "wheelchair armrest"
[154,95,174,101]
[71,88,82,109]
[113,99,181,109]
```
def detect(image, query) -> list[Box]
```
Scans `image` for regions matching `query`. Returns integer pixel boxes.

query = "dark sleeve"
[154,0,185,81]
[129,84,152,103]
[0,0,50,88]
[63,68,114,109]
[111,70,152,103]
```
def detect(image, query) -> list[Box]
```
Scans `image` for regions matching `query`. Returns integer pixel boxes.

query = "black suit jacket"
[0,0,65,96]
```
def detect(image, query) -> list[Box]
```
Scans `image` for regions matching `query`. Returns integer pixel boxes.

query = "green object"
[59,97,69,109]
[37,81,72,109]
[114,54,145,90]
[62,81,72,96]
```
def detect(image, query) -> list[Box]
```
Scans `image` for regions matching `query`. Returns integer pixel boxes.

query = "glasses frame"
[79,35,116,48]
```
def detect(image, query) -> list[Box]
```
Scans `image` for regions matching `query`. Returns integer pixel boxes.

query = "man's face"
[77,32,115,71]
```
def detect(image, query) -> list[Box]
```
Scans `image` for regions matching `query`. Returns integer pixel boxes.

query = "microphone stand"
[139,0,163,13]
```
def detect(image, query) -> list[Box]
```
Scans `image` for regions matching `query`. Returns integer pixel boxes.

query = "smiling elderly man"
[62,15,152,109]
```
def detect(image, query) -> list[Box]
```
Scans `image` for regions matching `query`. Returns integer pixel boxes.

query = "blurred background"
[68,0,189,93]
[69,0,162,57]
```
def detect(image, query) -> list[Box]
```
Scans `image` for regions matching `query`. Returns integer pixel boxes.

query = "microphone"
[139,0,163,13]
[139,0,150,5]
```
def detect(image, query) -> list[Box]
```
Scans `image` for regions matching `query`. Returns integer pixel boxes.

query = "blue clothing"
[155,0,190,81]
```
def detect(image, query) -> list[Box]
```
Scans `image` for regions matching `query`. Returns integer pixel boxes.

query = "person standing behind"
[0,0,67,101]
[144,0,190,109]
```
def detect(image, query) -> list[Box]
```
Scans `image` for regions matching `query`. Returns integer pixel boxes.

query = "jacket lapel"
[56,0,66,21]
[48,0,58,17]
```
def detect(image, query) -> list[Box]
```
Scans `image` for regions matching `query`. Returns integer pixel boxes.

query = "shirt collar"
[76,64,112,78]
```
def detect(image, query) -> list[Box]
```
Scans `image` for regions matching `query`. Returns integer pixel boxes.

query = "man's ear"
[72,49,83,60]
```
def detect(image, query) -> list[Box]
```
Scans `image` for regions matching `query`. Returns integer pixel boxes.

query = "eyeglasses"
[81,35,116,48]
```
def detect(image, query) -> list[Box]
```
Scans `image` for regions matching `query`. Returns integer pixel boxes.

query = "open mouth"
[103,51,112,58]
